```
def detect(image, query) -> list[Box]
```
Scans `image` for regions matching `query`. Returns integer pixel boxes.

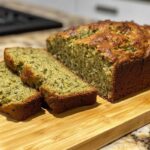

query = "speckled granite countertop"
[0,1,149,150]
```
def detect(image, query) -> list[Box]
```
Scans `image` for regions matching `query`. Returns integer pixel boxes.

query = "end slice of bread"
[0,93,42,121]
[0,62,42,120]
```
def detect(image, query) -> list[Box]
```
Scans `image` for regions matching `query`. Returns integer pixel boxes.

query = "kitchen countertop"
[0,1,149,150]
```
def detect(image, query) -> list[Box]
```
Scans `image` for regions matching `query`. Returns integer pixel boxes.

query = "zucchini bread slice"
[4,48,97,113]
[47,20,150,102]
[0,62,42,120]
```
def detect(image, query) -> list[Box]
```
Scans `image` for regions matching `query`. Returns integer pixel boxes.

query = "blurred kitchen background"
[18,0,150,25]
[0,0,150,36]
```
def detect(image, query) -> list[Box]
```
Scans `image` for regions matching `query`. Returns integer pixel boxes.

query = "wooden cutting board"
[0,89,150,150]
[0,59,150,150]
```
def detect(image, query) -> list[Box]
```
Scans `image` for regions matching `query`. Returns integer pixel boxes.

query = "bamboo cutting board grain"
[0,90,150,150]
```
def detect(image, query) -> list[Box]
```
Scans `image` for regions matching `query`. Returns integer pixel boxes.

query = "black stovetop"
[0,6,63,35]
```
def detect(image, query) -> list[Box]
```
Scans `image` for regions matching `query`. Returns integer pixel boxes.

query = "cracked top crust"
[48,20,149,64]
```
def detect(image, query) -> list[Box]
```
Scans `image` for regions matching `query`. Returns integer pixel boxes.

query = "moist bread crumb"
[4,48,97,113]
[0,62,42,120]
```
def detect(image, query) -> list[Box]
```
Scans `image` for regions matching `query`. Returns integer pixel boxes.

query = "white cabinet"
[76,0,150,24]
[19,0,150,24]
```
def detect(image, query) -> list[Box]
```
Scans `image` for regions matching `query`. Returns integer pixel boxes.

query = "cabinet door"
[76,0,150,24]
[76,0,118,20]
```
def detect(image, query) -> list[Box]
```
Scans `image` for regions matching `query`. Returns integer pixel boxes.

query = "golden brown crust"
[0,92,42,121]
[108,25,150,101]
[4,49,18,73]
[48,20,148,64]
[21,65,36,87]
[110,58,143,101]
[40,86,97,113]
[20,64,43,89]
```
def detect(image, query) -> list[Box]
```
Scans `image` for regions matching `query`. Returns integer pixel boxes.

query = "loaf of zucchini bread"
[0,62,42,120]
[4,48,97,113]
[47,20,150,101]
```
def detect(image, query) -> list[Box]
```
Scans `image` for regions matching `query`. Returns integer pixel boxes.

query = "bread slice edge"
[0,92,42,121]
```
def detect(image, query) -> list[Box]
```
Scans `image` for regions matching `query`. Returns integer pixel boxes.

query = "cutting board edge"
[69,110,150,150]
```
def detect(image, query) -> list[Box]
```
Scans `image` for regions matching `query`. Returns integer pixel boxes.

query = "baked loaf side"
[4,48,97,113]
[0,62,42,120]
[47,20,150,101]
[142,25,150,87]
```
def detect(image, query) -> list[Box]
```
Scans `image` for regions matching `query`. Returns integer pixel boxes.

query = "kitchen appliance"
[0,6,63,35]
